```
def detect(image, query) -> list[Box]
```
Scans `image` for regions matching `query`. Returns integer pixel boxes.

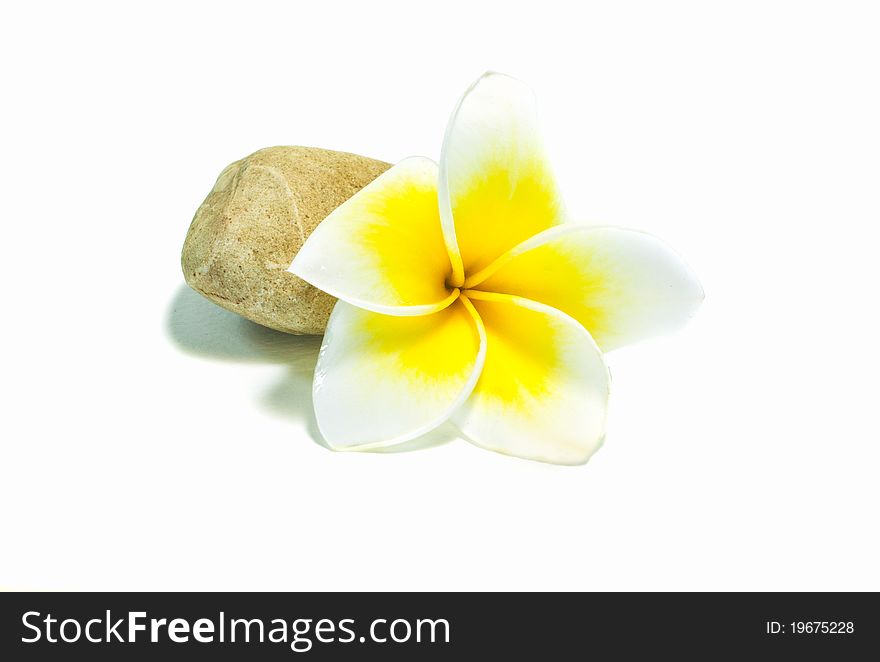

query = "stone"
[182,146,391,334]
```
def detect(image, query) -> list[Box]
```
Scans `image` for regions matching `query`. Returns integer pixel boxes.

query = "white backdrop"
[2,1,878,591]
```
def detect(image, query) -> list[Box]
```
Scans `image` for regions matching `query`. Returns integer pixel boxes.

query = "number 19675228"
[766,621,854,634]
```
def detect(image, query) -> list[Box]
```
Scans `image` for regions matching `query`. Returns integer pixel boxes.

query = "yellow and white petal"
[439,72,565,285]
[453,291,609,465]
[290,156,457,316]
[470,225,704,351]
[313,298,486,450]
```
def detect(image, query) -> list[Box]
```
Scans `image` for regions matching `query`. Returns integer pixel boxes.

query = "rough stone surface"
[182,146,391,334]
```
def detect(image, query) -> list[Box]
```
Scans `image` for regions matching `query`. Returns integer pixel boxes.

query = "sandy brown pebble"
[182,146,391,334]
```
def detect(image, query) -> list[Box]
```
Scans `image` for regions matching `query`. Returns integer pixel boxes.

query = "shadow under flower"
[165,284,454,454]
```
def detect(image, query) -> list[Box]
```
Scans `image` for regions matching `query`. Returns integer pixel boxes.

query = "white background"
[2,1,878,591]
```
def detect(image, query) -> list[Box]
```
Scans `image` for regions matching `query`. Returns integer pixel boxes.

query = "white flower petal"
[313,298,486,450]
[290,156,457,316]
[470,225,704,351]
[453,291,609,465]
[439,72,564,285]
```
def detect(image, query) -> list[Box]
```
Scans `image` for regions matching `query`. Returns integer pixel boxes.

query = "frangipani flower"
[290,72,703,465]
